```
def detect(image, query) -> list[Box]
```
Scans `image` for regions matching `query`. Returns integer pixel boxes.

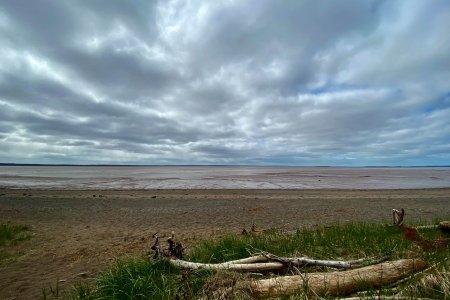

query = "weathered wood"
[438,221,450,235]
[227,255,269,264]
[169,259,286,272]
[264,254,390,269]
[414,225,438,229]
[150,233,161,259]
[340,297,433,300]
[404,223,450,233]
[250,259,427,298]
[170,255,389,272]
[392,208,405,226]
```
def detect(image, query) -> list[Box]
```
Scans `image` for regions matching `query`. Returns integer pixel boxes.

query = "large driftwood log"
[438,221,450,235]
[250,258,427,298]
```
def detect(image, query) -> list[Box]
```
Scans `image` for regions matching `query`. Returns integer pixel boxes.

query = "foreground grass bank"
[68,222,449,299]
[0,222,31,265]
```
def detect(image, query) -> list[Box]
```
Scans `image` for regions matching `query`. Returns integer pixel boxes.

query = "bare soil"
[0,188,449,299]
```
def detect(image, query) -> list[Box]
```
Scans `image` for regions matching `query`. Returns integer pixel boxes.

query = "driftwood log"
[438,221,450,235]
[250,258,427,298]
[169,254,390,272]
[170,259,285,272]
[150,232,184,259]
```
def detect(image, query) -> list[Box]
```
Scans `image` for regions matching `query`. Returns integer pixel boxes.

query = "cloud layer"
[0,0,449,165]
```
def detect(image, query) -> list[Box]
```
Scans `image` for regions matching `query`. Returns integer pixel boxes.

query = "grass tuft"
[78,258,212,299]
[96,259,179,299]
[0,222,31,246]
[0,222,31,265]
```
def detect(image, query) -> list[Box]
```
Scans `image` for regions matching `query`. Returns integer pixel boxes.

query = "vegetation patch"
[70,222,449,299]
[0,222,31,265]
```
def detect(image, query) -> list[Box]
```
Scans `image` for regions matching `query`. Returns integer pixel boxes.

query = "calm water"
[0,166,449,189]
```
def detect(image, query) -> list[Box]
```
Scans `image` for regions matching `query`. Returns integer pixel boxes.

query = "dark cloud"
[0,0,448,165]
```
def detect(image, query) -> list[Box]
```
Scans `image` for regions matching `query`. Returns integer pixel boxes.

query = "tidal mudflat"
[1,188,450,298]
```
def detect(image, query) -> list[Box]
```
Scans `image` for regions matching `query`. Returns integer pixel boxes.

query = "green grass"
[68,258,213,300]
[70,222,450,299]
[0,222,31,265]
[189,223,413,263]
[0,222,31,246]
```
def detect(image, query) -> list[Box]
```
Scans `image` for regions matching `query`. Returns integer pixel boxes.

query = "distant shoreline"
[3,186,450,191]
[1,163,449,168]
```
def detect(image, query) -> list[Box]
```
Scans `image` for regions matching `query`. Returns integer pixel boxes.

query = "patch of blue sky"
[424,92,450,113]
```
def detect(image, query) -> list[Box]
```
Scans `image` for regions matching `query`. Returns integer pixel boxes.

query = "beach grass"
[0,222,31,246]
[0,222,31,265]
[70,222,450,299]
[189,223,414,263]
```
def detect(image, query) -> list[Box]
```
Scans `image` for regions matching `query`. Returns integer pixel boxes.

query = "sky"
[0,0,449,166]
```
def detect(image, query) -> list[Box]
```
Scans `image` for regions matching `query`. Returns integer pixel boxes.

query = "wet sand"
[2,166,450,189]
[1,188,450,299]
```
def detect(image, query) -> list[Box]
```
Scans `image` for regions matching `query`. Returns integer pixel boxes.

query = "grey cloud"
[56,47,179,100]
[176,0,385,93]
[1,1,158,48]
[0,0,448,165]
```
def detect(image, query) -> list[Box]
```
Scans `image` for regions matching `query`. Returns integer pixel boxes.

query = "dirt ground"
[1,188,449,299]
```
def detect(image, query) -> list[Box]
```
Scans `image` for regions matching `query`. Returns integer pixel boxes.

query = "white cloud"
[0,0,448,165]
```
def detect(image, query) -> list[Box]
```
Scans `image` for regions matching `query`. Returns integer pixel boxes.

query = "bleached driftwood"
[227,255,269,264]
[438,221,450,235]
[408,221,450,232]
[264,254,390,269]
[169,255,390,272]
[340,297,432,300]
[393,208,405,226]
[249,258,427,298]
[169,259,286,272]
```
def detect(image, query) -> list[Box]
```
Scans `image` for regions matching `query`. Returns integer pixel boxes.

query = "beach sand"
[1,188,449,299]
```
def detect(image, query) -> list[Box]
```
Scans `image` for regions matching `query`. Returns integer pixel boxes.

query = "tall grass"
[71,258,213,299]
[189,223,413,263]
[0,222,31,246]
[0,222,31,265]
[71,222,450,299]
[96,259,179,299]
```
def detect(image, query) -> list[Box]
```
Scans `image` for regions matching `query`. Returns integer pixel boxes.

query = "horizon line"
[1,163,449,168]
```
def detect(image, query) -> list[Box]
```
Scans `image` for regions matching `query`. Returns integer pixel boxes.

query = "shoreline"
[2,166,450,190]
[1,188,450,298]
[2,187,450,191]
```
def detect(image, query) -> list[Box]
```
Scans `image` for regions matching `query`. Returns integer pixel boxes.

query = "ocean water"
[1,165,450,190]
[0,166,449,189]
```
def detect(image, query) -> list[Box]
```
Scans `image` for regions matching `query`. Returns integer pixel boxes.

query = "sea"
[0,165,449,189]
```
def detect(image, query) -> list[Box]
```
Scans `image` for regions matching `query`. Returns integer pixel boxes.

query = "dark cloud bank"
[0,0,449,165]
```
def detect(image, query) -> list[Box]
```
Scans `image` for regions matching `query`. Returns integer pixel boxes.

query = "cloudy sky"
[0,0,449,166]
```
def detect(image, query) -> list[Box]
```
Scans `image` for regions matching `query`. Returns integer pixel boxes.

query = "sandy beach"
[0,188,449,298]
